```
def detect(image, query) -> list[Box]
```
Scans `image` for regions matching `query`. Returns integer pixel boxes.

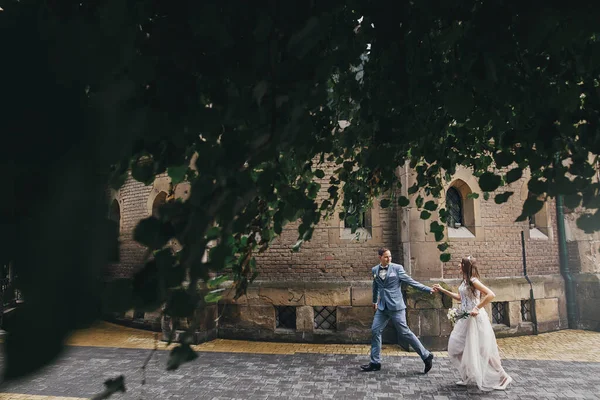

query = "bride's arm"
[432,284,461,301]
[471,278,496,314]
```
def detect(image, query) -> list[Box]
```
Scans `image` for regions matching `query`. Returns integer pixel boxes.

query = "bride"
[433,256,512,391]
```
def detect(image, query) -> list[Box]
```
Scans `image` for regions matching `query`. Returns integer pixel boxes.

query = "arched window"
[446,187,463,228]
[152,192,167,219]
[109,199,120,226]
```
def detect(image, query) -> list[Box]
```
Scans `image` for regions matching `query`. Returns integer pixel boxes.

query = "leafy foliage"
[3,0,600,387]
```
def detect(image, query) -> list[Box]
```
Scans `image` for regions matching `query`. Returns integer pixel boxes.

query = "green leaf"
[438,208,448,223]
[437,242,450,252]
[505,168,523,184]
[444,87,474,119]
[483,192,490,201]
[494,151,513,168]
[563,194,582,209]
[494,191,514,204]
[576,211,600,234]
[165,289,196,318]
[515,197,544,222]
[440,253,452,262]
[131,158,155,185]
[528,178,547,195]
[207,275,229,289]
[133,217,172,250]
[434,230,445,241]
[415,195,424,209]
[423,200,438,211]
[204,288,226,303]
[407,184,419,195]
[380,199,392,208]
[91,375,126,400]
[314,169,325,179]
[430,221,444,233]
[478,172,502,192]
[292,239,304,252]
[397,196,410,207]
[420,210,432,220]
[167,165,188,185]
[205,226,220,241]
[466,192,479,199]
[167,344,198,371]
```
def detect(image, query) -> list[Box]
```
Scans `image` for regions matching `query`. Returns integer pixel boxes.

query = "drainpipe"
[555,195,578,329]
[520,231,538,335]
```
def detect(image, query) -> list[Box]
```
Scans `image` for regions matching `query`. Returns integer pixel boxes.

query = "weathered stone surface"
[219,304,276,331]
[406,286,444,309]
[508,300,522,327]
[304,285,351,306]
[535,298,559,325]
[417,309,441,337]
[337,306,374,331]
[439,309,453,336]
[351,285,373,306]
[296,305,314,332]
[258,286,305,306]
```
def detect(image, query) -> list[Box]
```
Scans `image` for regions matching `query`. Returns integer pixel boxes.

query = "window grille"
[491,302,508,325]
[521,299,532,322]
[275,306,296,329]
[446,187,463,227]
[314,306,337,330]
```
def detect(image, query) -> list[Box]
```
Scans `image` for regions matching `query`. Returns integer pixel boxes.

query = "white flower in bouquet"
[447,307,470,325]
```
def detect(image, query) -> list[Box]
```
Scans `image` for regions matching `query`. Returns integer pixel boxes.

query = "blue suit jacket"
[372,263,432,311]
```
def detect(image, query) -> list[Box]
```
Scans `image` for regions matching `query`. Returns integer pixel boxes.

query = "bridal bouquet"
[447,307,470,325]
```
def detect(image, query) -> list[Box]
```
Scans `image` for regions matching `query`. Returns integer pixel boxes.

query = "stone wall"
[564,208,600,331]
[404,166,560,281]
[213,275,566,350]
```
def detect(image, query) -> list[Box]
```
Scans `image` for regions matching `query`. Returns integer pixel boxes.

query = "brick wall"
[105,174,154,279]
[442,175,560,280]
[255,162,402,281]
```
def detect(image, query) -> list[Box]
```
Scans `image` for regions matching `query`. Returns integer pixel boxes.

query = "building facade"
[106,164,598,349]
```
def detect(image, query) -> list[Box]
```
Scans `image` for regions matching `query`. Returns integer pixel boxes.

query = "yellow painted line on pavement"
[63,322,600,362]
[0,394,86,400]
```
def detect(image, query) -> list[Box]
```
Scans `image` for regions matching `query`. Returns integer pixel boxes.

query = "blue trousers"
[370,308,431,364]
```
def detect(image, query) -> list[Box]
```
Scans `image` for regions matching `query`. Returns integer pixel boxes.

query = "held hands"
[432,284,442,294]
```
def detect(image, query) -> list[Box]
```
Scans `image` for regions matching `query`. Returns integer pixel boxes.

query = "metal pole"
[521,230,538,335]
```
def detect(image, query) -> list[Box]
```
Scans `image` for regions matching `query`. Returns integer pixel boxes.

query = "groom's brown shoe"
[423,354,434,374]
[360,362,381,371]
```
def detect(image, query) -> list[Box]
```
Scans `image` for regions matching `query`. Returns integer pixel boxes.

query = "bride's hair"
[461,256,480,294]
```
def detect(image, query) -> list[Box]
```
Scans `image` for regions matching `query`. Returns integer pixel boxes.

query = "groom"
[360,248,436,373]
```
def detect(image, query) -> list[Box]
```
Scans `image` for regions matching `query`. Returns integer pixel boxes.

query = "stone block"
[219,304,276,331]
[351,285,374,306]
[304,285,351,306]
[409,242,443,279]
[296,305,314,332]
[224,286,260,305]
[258,286,305,306]
[507,300,521,327]
[542,278,565,298]
[337,306,374,331]
[439,309,453,336]
[416,309,441,337]
[488,278,518,301]
[406,286,444,309]
[535,298,559,324]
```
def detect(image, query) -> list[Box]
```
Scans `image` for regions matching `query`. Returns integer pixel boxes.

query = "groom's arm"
[372,268,378,309]
[397,268,433,294]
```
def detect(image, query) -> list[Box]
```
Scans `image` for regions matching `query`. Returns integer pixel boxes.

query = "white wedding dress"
[447,278,512,391]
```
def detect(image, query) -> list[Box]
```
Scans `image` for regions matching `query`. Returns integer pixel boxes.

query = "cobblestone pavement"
[0,322,598,400]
